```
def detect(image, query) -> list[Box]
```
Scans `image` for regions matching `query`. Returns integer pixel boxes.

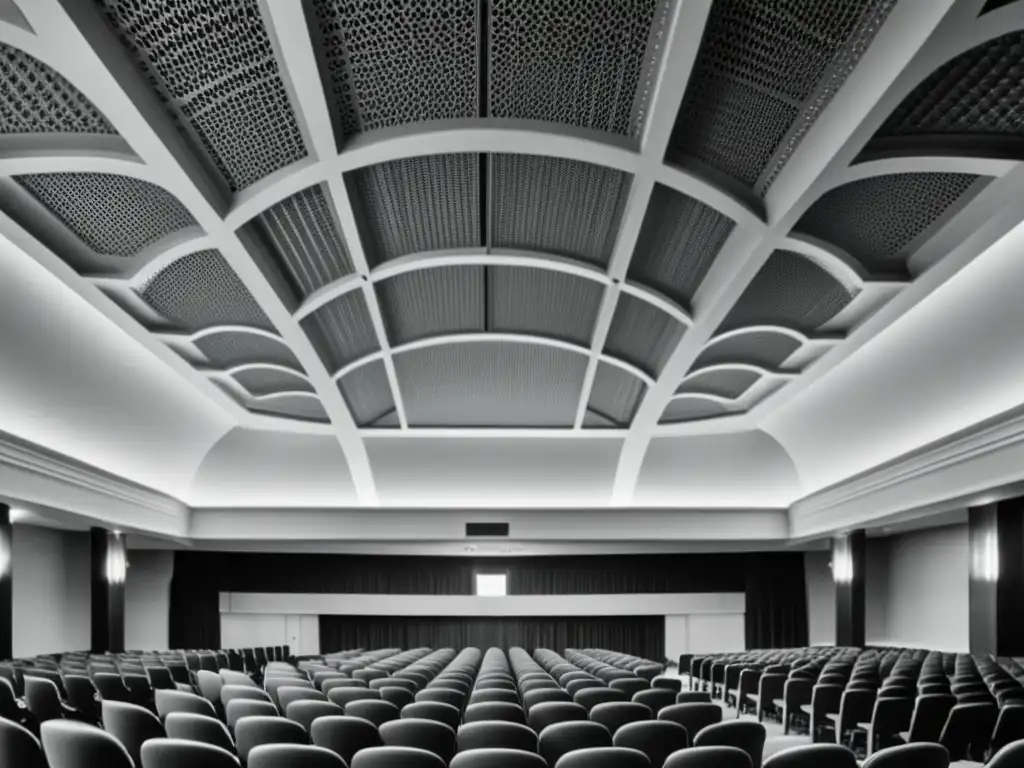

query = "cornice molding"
[790,404,1024,537]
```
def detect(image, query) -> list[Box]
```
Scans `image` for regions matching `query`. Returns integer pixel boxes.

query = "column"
[969,499,1024,656]
[833,530,866,647]
[0,505,11,659]
[90,527,126,653]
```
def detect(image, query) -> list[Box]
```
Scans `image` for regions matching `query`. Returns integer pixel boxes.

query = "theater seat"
[456,720,538,753]
[381,718,457,762]
[352,746,448,768]
[553,746,650,768]
[248,743,345,768]
[0,717,46,768]
[164,712,235,753]
[140,738,240,768]
[538,721,613,767]
[311,715,383,764]
[451,747,547,768]
[613,720,689,768]
[664,746,752,768]
[40,721,134,768]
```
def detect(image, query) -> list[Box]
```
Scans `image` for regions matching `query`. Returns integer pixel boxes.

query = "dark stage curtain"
[319,615,665,660]
[744,553,809,649]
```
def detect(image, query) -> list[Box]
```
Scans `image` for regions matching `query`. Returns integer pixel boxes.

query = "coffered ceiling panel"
[232,367,313,397]
[676,368,761,400]
[586,362,647,428]
[194,332,303,373]
[339,360,396,428]
[693,331,801,372]
[97,0,307,191]
[487,266,602,347]
[377,265,485,346]
[300,290,379,372]
[247,393,329,423]
[660,397,729,425]
[604,294,685,378]
[394,342,586,427]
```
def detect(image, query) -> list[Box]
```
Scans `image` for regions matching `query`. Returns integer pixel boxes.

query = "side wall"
[804,551,835,646]
[125,549,174,651]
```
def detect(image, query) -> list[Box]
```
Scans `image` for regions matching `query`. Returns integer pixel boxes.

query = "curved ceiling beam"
[848,152,1020,180]
[84,230,214,286]
[292,247,693,328]
[780,234,880,286]
[17,0,379,503]
[331,332,655,389]
[0,133,141,175]
[656,163,767,231]
[678,362,798,387]
[223,362,310,381]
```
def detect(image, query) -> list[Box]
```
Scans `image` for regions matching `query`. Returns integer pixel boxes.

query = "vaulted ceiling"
[1,0,1024,518]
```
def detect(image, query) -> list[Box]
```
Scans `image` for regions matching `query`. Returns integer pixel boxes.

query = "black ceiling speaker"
[466,522,509,537]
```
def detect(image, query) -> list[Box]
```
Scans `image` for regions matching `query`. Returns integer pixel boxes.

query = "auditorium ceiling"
[3,0,1024,516]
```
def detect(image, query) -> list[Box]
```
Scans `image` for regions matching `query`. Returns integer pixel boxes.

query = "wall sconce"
[105,533,127,585]
[973,528,999,583]
[0,533,9,580]
[832,548,854,584]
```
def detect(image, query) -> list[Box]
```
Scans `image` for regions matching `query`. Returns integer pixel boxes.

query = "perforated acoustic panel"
[489,0,663,137]
[877,32,1024,144]
[301,290,379,372]
[603,293,684,378]
[719,249,857,334]
[338,360,395,427]
[491,154,631,267]
[309,0,477,142]
[487,266,602,347]
[256,185,353,298]
[395,342,586,427]
[694,331,801,371]
[586,362,647,428]
[233,368,313,397]
[629,184,736,308]
[249,394,329,423]
[377,265,485,346]
[138,250,273,333]
[347,154,481,266]
[660,398,729,424]
[796,173,983,273]
[0,44,115,134]
[676,369,760,400]
[194,331,302,372]
[97,0,307,191]
[17,173,196,258]
[667,0,894,193]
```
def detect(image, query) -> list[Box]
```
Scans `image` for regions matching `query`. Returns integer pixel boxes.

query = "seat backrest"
[222,684,272,706]
[248,743,345,768]
[234,716,308,762]
[226,699,279,729]
[908,694,957,743]
[469,688,519,706]
[463,701,526,725]
[552,745,650,768]
[346,698,402,727]
[860,742,950,768]
[610,679,650,698]
[566,679,606,697]
[450,747,547,768]
[676,692,712,704]
[278,686,326,711]
[613,720,689,768]
[663,745,753,768]
[415,687,465,709]
[102,700,166,766]
[575,688,628,712]
[164,712,235,753]
[633,689,677,715]
[381,686,416,709]
[991,705,1024,755]
[524,688,571,710]
[155,689,218,720]
[538,720,613,767]
[456,720,537,754]
[401,701,463,731]
[693,720,767,768]
[990,740,1024,768]
[939,702,998,762]
[324,678,369,694]
[657,703,723,735]
[762,743,857,768]
[589,702,653,736]
[311,715,383,763]
[146,667,177,691]
[285,699,344,732]
[528,701,589,732]
[0,717,46,768]
[40,720,134,768]
[140,737,241,768]
[196,670,224,703]
[380,718,457,762]
[329,687,382,708]
[25,676,65,722]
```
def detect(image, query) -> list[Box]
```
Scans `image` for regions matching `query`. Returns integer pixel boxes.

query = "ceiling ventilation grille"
[796,173,984,272]
[17,173,196,258]
[586,362,647,428]
[0,43,115,135]
[629,183,736,308]
[667,0,895,194]
[338,360,395,427]
[309,0,478,142]
[347,154,481,266]
[395,341,586,427]
[138,250,273,333]
[491,154,632,267]
[256,185,354,298]
[488,0,663,137]
[97,0,307,191]
[719,249,857,334]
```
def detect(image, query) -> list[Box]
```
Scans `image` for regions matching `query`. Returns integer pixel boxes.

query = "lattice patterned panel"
[603,294,684,378]
[138,250,273,332]
[491,154,632,267]
[300,290,379,372]
[338,360,395,427]
[877,32,1024,144]
[667,0,894,193]
[309,0,478,142]
[97,0,307,191]
[395,341,586,427]
[629,184,736,307]
[719,249,857,334]
[194,331,302,371]
[676,368,760,399]
[0,44,115,134]
[377,265,485,346]
[346,154,481,266]
[232,368,313,397]
[248,394,329,422]
[488,266,602,347]
[694,330,801,371]
[585,362,647,428]
[17,173,196,258]
[796,173,983,273]
[489,0,663,137]
[659,397,729,424]
[256,185,353,298]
